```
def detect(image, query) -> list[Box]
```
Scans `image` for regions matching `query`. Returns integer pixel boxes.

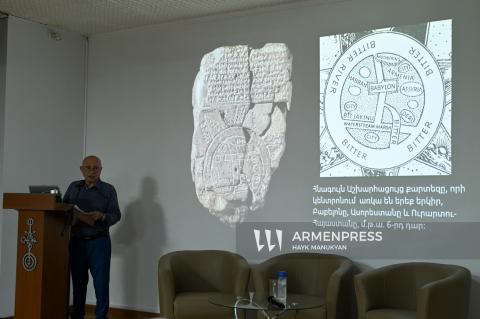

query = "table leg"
[260,309,290,319]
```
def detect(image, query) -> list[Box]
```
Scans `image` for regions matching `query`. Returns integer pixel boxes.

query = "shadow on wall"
[112,176,167,307]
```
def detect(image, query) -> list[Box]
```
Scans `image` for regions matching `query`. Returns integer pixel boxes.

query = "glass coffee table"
[209,293,324,319]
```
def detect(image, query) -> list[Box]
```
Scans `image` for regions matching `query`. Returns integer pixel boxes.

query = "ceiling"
[0,0,337,36]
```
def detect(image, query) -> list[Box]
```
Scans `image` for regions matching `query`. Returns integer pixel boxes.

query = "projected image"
[320,20,451,177]
[191,44,292,226]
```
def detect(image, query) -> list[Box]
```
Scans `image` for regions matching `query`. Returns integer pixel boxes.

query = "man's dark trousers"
[71,236,111,319]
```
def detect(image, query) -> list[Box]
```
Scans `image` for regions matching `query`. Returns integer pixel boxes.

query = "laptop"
[29,185,62,202]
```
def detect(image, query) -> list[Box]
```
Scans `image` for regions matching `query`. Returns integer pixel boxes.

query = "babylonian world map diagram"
[320,20,451,177]
[191,44,292,226]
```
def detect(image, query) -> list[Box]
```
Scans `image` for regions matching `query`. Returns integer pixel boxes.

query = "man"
[63,155,121,319]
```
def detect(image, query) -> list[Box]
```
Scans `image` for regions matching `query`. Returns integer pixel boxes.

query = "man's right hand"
[90,211,106,222]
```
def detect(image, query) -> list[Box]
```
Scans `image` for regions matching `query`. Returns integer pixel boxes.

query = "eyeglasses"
[82,166,102,171]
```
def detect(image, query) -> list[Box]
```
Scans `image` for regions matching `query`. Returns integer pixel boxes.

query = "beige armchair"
[355,262,471,319]
[158,250,250,319]
[252,253,356,319]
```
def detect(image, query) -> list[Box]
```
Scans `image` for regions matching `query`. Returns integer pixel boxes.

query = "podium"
[3,193,71,319]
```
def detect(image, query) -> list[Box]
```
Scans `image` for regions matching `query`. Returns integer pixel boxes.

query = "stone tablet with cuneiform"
[191,43,292,226]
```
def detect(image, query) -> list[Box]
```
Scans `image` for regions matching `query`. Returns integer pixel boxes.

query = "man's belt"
[77,233,108,240]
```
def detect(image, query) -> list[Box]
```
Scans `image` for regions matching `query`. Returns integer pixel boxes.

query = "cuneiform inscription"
[203,46,250,105]
[192,44,292,226]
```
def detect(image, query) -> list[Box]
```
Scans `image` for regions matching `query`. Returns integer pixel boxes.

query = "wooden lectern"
[3,193,71,319]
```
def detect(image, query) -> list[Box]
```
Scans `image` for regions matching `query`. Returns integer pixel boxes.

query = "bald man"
[63,155,121,319]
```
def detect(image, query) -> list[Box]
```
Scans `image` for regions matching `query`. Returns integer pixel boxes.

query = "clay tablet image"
[191,43,292,226]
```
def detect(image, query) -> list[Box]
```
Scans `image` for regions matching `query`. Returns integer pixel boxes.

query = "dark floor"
[82,307,161,319]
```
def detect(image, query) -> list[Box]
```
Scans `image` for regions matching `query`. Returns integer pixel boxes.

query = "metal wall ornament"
[21,218,38,272]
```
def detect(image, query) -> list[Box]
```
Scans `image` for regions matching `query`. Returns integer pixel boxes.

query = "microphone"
[267,296,285,309]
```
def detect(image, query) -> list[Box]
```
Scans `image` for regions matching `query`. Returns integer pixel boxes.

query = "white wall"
[86,0,480,316]
[0,17,86,317]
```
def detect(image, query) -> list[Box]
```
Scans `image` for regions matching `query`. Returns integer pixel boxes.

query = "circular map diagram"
[324,32,444,169]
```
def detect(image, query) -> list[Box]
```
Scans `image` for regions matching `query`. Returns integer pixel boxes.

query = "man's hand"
[91,211,106,222]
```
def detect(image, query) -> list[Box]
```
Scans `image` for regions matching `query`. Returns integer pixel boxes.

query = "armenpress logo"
[254,229,283,252]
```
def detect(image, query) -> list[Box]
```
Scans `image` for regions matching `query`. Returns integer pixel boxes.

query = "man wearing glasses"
[63,155,122,319]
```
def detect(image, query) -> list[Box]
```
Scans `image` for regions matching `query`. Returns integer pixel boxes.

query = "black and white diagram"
[320,20,451,177]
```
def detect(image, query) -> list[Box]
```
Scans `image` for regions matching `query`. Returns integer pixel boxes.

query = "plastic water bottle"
[277,270,287,305]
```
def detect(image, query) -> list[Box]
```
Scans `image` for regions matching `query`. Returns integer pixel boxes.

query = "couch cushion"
[366,308,416,319]
[174,292,236,319]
